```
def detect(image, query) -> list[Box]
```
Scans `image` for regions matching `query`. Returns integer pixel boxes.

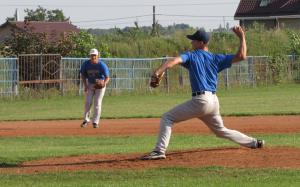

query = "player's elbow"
[239,54,247,61]
[235,53,247,62]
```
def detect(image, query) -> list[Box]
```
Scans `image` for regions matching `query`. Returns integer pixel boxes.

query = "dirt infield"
[0,116,300,173]
[0,116,300,137]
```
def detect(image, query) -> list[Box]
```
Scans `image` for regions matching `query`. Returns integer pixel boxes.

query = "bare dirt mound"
[0,116,299,174]
[1,147,299,174]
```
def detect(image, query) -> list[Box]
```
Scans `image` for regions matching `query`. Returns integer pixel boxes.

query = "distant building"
[0,20,80,43]
[234,0,300,29]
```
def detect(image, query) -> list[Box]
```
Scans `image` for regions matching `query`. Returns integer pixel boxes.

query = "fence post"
[162,56,169,93]
[12,58,19,96]
[225,69,229,89]
[132,60,135,90]
[248,57,255,87]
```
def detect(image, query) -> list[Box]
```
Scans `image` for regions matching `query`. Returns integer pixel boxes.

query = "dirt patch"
[1,147,299,174]
[0,116,299,174]
[0,116,299,137]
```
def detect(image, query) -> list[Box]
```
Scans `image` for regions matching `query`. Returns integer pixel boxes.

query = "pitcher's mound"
[1,147,299,174]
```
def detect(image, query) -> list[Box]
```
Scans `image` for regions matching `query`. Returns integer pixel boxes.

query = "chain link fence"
[0,55,299,97]
[60,57,167,95]
[0,58,18,96]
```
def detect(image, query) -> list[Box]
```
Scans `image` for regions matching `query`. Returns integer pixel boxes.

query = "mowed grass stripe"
[0,133,299,165]
[0,167,299,187]
[0,84,299,121]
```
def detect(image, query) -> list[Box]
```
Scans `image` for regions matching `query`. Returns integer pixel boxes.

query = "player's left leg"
[200,94,263,148]
[201,114,257,148]
[82,84,95,127]
[92,87,106,128]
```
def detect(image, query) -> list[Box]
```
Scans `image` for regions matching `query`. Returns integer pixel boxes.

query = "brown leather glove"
[94,79,105,89]
[150,72,165,88]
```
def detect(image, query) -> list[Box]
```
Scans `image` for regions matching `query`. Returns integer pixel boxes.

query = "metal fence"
[0,55,299,97]
[60,57,166,95]
[0,58,18,96]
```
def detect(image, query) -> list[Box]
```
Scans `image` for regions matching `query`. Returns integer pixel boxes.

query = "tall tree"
[47,9,69,21]
[24,6,47,21]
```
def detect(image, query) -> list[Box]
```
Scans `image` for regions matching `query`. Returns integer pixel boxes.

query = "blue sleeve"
[102,62,110,77]
[80,61,88,77]
[216,54,234,73]
[180,52,191,69]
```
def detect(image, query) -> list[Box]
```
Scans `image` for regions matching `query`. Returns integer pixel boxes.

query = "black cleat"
[93,123,99,128]
[141,151,166,160]
[256,139,265,148]
[80,121,88,128]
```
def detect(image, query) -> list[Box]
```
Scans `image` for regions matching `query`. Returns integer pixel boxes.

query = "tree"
[1,22,49,56]
[24,6,68,22]
[47,9,69,22]
[24,6,47,21]
[56,31,96,57]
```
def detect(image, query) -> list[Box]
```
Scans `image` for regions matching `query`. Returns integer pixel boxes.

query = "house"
[0,20,80,43]
[234,0,300,29]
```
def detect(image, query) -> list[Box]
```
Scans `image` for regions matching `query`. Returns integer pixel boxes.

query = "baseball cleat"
[80,121,88,128]
[256,139,265,148]
[93,123,99,128]
[141,151,166,160]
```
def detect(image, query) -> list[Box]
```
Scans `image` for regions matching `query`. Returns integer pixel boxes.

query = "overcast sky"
[0,0,241,30]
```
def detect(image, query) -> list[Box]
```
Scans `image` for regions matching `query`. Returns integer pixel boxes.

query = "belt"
[192,91,216,96]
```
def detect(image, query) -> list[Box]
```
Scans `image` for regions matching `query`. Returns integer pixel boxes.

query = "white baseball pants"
[84,84,106,125]
[154,92,257,153]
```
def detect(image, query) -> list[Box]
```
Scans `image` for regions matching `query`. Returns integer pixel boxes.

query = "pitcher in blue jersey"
[80,48,110,128]
[142,26,265,160]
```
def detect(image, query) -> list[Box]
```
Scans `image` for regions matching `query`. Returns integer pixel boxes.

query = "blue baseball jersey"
[180,49,234,92]
[80,59,110,84]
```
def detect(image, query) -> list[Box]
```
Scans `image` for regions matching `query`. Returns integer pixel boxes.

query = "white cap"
[89,48,99,56]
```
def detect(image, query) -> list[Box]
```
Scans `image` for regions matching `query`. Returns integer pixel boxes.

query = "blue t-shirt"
[80,59,110,84]
[180,49,234,92]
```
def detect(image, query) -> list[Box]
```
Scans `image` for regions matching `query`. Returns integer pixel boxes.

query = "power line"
[0,2,237,8]
[158,14,234,18]
[73,15,152,23]
[79,20,153,27]
[72,13,234,24]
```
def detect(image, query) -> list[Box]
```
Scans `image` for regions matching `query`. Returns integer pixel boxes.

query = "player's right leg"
[81,85,94,128]
[142,95,211,160]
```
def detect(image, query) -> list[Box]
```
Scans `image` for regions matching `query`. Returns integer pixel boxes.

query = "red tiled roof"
[235,0,300,18]
[4,21,80,42]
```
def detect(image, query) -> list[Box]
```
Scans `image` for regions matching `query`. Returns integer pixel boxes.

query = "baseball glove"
[94,79,105,89]
[150,72,165,88]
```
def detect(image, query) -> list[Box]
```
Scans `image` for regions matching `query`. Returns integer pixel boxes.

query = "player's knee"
[214,127,229,138]
[161,113,174,126]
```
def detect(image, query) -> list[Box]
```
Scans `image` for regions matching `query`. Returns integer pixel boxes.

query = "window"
[260,0,270,7]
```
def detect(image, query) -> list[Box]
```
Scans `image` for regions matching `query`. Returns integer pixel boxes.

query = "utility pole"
[151,5,158,36]
[223,16,226,30]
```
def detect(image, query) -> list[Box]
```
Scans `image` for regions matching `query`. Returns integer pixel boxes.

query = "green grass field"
[0,134,298,165]
[0,83,299,186]
[1,167,299,187]
[0,83,299,121]
[0,134,299,187]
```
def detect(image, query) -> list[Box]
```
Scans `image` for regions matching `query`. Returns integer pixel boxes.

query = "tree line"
[1,7,300,58]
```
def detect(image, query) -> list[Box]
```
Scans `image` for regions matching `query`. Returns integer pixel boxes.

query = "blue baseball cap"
[187,30,210,43]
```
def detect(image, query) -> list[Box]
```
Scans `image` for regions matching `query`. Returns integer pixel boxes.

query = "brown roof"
[234,0,300,18]
[0,21,80,42]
